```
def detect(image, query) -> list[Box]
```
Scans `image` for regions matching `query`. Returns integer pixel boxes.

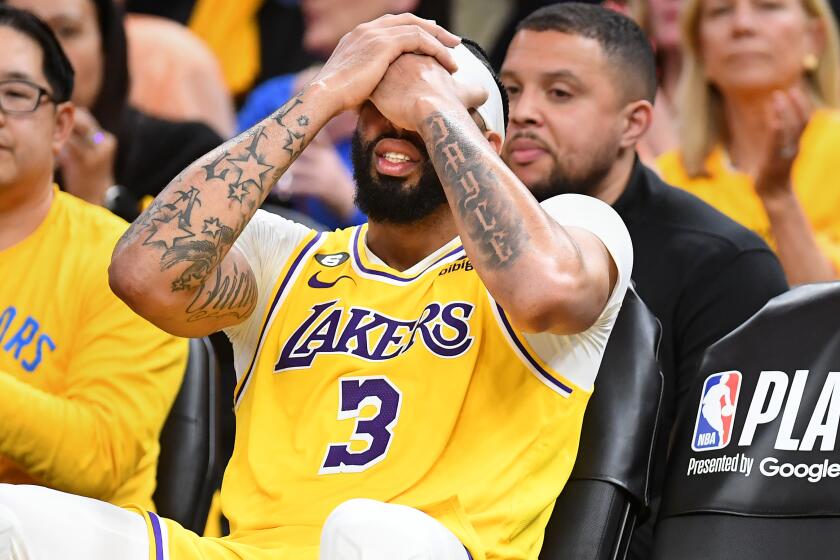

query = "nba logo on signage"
[691,371,742,452]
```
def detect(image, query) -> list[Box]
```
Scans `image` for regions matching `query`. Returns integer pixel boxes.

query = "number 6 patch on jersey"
[319,376,402,474]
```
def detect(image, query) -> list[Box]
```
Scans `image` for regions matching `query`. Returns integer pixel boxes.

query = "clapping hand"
[754,87,812,200]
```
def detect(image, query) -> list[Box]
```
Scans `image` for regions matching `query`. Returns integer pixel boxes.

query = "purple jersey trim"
[233,231,325,406]
[148,512,164,560]
[495,303,574,395]
[350,227,465,283]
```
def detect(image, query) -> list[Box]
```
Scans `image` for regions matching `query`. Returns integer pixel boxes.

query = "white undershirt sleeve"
[222,210,311,382]
[520,194,633,392]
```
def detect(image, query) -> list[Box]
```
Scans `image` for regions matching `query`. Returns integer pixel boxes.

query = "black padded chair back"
[541,288,664,560]
[653,283,840,560]
[153,337,222,533]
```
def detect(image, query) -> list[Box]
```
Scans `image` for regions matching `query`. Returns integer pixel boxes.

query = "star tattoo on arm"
[143,212,195,250]
[229,152,274,194]
[283,129,306,156]
[202,217,223,237]
[228,182,250,203]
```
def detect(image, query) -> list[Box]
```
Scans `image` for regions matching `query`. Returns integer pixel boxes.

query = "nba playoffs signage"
[660,283,840,519]
[663,365,840,516]
[662,359,840,516]
[687,368,840,475]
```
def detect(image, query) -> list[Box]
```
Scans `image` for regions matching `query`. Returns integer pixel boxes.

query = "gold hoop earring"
[803,53,819,72]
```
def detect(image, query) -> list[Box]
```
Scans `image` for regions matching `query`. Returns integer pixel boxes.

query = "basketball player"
[0,13,632,560]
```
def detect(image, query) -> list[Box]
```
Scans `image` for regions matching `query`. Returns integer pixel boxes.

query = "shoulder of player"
[236,209,316,260]
[540,193,633,277]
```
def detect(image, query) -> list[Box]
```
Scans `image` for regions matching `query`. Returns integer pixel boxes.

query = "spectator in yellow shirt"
[656,0,840,285]
[0,6,186,510]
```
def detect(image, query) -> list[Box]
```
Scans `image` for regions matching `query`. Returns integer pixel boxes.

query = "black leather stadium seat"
[653,283,840,560]
[540,289,664,560]
[153,337,222,533]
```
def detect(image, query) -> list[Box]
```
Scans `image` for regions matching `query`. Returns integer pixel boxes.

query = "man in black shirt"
[499,3,788,557]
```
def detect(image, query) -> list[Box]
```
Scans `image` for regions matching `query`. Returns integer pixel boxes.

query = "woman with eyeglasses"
[2,0,223,220]
[656,0,840,285]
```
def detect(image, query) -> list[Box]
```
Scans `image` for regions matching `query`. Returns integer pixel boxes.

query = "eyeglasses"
[0,79,56,114]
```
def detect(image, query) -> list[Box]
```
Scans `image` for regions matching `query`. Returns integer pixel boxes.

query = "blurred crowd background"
[8,0,840,272]
[9,0,836,279]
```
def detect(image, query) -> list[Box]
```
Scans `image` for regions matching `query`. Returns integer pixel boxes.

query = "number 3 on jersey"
[319,376,402,474]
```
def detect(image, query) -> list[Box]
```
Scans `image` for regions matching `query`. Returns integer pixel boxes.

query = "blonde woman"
[656,0,840,284]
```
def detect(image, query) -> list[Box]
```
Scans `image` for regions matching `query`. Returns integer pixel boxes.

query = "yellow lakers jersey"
[218,216,607,560]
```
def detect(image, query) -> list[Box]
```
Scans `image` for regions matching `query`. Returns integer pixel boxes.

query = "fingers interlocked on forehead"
[358,13,461,73]
[363,13,460,45]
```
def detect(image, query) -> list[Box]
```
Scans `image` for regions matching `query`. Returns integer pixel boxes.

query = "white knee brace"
[319,498,469,560]
[0,484,148,560]
[0,503,29,560]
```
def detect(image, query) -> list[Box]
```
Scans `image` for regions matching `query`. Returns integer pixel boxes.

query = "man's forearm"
[418,107,604,332]
[422,110,531,270]
[111,82,331,322]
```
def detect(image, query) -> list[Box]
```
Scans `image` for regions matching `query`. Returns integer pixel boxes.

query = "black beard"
[520,145,617,203]
[351,131,448,224]
[527,159,614,202]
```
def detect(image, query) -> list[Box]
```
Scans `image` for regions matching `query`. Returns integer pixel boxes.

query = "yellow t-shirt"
[0,189,187,510]
[138,195,633,560]
[656,109,840,269]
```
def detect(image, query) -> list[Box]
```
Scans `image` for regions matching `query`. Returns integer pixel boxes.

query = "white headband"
[450,43,506,141]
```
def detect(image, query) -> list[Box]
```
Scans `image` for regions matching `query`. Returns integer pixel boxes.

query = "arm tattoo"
[227,125,274,202]
[274,91,303,127]
[274,92,308,156]
[184,262,258,322]
[153,206,256,322]
[424,112,527,268]
[202,151,231,181]
[116,89,312,322]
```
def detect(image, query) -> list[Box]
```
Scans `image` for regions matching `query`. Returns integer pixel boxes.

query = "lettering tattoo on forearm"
[425,113,527,268]
[116,91,312,321]
[184,261,258,323]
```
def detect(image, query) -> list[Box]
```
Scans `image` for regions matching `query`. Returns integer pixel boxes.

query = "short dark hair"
[461,37,510,132]
[0,4,74,103]
[517,2,656,104]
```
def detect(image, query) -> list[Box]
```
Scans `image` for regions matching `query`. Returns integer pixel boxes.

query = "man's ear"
[52,102,75,156]
[485,129,503,155]
[619,99,653,149]
[468,108,503,154]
